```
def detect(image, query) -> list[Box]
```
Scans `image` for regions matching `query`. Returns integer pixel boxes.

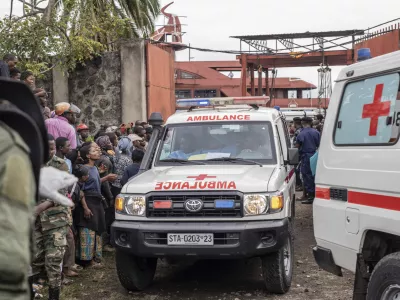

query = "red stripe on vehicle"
[285,169,295,183]
[316,187,330,200]
[348,191,400,211]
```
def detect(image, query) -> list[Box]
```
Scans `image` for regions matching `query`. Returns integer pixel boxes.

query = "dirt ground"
[59,200,354,300]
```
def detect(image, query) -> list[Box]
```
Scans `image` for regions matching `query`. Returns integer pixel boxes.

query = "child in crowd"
[120,150,145,186]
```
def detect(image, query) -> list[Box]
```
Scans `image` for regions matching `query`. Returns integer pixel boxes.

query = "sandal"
[87,261,103,269]
[63,269,79,277]
[62,278,74,285]
[70,264,83,272]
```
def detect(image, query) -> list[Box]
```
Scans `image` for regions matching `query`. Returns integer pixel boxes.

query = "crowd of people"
[32,100,151,299]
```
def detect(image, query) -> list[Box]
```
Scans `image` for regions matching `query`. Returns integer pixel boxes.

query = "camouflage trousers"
[32,226,67,288]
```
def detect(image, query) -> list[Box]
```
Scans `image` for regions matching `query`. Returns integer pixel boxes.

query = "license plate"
[167,233,214,245]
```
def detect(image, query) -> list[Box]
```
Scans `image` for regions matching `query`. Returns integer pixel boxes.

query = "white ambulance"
[313,50,400,300]
[112,97,298,294]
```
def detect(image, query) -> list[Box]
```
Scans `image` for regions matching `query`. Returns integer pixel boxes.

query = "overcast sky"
[2,0,400,87]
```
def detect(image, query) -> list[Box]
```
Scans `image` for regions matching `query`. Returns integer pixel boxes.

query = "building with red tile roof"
[175,61,328,108]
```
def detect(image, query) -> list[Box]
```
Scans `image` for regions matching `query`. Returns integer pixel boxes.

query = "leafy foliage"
[0,0,160,75]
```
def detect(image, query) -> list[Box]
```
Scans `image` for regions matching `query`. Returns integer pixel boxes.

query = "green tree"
[0,0,160,75]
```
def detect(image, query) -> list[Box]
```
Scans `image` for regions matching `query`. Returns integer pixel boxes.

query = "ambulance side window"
[334,73,400,145]
[160,128,174,159]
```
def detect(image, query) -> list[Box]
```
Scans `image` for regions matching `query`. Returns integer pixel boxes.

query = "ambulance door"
[276,118,294,216]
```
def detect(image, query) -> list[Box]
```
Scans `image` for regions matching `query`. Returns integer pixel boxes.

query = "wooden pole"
[258,67,263,96]
[241,54,247,96]
[250,64,255,96]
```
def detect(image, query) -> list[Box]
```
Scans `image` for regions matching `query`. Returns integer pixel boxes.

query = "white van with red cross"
[313,50,400,300]
[111,97,298,294]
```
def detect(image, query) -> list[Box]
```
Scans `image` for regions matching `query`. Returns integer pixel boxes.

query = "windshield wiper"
[206,157,263,167]
[160,158,206,165]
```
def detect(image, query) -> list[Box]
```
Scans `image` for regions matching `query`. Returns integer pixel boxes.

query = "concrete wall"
[121,40,147,124]
[52,66,69,104]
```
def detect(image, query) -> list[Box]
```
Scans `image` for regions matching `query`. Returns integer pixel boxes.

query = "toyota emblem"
[184,199,203,213]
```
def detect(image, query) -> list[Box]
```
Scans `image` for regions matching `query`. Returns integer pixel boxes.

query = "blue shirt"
[293,127,303,145]
[296,127,320,155]
[82,166,101,194]
[64,157,72,174]
[121,163,140,186]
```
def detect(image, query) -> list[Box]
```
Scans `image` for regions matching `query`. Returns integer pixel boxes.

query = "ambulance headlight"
[244,194,268,216]
[116,194,146,216]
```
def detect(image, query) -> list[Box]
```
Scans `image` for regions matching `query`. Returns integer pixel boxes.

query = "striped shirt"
[45,116,77,149]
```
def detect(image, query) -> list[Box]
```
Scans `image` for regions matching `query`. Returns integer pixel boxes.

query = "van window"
[334,73,400,145]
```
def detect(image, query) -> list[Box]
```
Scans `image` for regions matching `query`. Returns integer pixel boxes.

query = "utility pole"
[189,43,191,61]
[9,0,13,19]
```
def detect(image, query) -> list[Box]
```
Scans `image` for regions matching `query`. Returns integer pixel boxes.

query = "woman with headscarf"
[111,136,133,197]
[95,135,115,172]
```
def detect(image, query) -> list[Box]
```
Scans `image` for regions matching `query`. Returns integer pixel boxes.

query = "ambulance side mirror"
[287,148,299,165]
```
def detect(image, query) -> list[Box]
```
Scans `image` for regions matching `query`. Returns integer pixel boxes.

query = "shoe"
[48,287,60,300]
[295,186,303,192]
[70,264,83,272]
[301,199,314,204]
[103,244,115,252]
[63,269,79,277]
[302,193,315,205]
[62,278,74,285]
[296,194,307,201]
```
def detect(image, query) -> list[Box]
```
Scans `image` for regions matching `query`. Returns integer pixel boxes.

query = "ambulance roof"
[337,50,400,82]
[166,106,280,125]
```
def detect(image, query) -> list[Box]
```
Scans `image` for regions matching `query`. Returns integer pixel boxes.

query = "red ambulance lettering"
[208,182,216,189]
[186,115,251,122]
[199,182,208,189]
[227,181,237,189]
[181,182,190,189]
[154,181,237,190]
[163,182,172,190]
[172,182,181,189]
[217,182,227,189]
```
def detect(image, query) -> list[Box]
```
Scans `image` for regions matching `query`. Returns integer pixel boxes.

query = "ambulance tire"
[261,221,294,294]
[116,250,157,291]
[366,252,400,300]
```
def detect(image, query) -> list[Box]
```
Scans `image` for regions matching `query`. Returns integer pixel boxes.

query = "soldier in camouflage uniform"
[0,79,49,300]
[32,135,70,300]
[0,121,36,300]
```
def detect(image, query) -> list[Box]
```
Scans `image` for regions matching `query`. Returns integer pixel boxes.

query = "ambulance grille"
[147,193,242,218]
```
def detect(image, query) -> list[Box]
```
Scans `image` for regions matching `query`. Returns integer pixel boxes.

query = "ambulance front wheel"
[261,227,294,294]
[116,250,157,291]
[366,252,400,300]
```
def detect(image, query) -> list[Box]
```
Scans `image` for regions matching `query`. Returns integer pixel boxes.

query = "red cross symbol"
[187,174,217,181]
[362,84,391,136]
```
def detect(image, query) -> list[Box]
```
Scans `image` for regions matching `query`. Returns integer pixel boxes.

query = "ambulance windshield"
[157,122,277,165]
